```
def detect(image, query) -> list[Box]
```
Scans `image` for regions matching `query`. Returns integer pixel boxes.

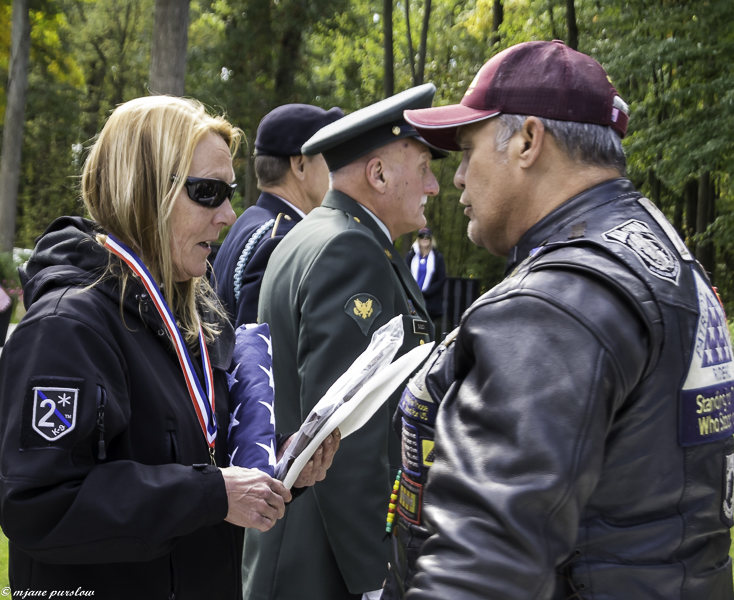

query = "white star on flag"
[260,365,275,390]
[229,403,241,435]
[227,363,240,391]
[58,394,72,406]
[258,333,273,357]
[229,447,238,466]
[256,440,277,467]
[259,400,276,426]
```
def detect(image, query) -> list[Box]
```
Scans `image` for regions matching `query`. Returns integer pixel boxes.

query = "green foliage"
[1,0,733,297]
[0,528,7,592]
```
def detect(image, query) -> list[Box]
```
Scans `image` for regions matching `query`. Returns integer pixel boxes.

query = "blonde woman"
[0,96,335,599]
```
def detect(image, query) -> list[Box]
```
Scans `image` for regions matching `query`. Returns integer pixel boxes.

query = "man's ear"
[365,156,388,194]
[290,155,307,181]
[517,116,545,169]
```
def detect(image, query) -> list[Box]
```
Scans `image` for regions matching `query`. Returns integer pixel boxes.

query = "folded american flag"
[226,323,277,476]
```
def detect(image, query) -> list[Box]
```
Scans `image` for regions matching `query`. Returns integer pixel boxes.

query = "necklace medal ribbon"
[104,234,218,463]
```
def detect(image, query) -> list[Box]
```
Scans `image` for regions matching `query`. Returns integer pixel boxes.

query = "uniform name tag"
[679,269,734,446]
[412,319,429,336]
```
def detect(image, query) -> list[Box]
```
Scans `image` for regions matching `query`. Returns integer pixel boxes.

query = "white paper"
[282,341,435,489]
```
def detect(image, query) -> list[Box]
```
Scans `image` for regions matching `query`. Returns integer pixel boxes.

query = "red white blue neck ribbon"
[104,234,217,455]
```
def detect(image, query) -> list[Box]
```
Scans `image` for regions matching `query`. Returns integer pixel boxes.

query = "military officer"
[242,84,445,600]
[212,104,343,327]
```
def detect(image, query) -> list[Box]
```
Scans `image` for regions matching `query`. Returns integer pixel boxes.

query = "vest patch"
[421,439,435,467]
[401,419,422,477]
[397,474,423,525]
[602,219,680,284]
[724,452,734,525]
[679,269,734,446]
[399,387,437,424]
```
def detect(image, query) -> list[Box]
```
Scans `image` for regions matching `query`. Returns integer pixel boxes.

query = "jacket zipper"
[96,385,107,461]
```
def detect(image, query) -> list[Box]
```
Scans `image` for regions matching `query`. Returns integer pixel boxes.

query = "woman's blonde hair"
[81,96,242,345]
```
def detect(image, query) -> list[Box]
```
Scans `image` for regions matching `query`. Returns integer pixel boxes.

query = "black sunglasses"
[173,176,237,208]
[417,233,431,239]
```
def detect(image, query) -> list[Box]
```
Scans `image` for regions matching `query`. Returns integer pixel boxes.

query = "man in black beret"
[212,103,343,327]
[242,84,445,600]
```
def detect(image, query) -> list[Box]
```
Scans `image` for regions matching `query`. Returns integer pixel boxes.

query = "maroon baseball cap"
[404,40,629,151]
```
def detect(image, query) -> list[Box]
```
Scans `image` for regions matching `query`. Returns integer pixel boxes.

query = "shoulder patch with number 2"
[21,376,84,449]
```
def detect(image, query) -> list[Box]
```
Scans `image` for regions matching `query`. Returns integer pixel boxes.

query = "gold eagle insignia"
[353,298,374,320]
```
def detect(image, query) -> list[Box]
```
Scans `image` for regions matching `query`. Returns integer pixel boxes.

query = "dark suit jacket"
[405,248,447,318]
[211,192,301,327]
[243,190,434,600]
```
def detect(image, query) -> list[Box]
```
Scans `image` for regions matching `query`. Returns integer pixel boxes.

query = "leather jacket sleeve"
[407,267,650,599]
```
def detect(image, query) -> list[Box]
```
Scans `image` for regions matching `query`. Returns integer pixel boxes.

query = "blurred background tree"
[0,0,732,306]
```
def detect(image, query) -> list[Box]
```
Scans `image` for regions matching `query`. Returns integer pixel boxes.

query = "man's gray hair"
[254,155,291,189]
[494,114,626,175]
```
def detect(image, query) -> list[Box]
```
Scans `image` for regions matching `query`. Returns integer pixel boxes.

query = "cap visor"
[404,104,500,151]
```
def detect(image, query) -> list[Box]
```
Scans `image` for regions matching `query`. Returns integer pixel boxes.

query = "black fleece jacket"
[0,217,243,599]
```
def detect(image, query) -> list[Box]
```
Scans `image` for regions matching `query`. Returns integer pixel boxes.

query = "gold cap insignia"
[392,126,401,136]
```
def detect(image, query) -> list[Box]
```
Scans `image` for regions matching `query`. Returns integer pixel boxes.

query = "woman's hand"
[221,467,292,531]
[277,428,341,489]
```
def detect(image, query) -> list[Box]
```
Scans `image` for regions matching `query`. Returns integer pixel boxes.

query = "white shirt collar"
[272,194,307,219]
[360,205,392,241]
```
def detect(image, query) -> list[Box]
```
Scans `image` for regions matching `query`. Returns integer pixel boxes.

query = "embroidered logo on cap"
[32,387,78,441]
[345,293,382,336]
[603,219,680,284]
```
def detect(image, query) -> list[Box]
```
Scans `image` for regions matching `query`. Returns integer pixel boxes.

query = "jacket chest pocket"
[166,419,180,463]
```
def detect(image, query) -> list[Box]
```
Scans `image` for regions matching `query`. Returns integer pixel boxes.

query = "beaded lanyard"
[104,234,218,463]
[386,469,403,534]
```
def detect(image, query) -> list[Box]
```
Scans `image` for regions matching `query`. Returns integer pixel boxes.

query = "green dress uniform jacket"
[243,190,434,600]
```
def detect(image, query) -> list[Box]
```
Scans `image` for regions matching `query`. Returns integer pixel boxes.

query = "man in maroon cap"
[382,40,734,599]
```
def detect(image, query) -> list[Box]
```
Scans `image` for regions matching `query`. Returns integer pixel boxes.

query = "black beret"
[301,84,447,171]
[255,104,344,157]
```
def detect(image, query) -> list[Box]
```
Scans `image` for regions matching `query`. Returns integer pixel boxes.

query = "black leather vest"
[387,179,734,599]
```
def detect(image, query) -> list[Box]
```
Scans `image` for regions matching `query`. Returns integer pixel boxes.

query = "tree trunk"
[491,0,503,47]
[404,0,416,85]
[672,194,683,239]
[566,0,578,50]
[149,0,190,96]
[274,23,302,97]
[383,0,394,97]
[416,0,432,85]
[548,0,558,41]
[0,0,31,253]
[695,171,715,276]
[649,169,661,207]
[685,179,697,243]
